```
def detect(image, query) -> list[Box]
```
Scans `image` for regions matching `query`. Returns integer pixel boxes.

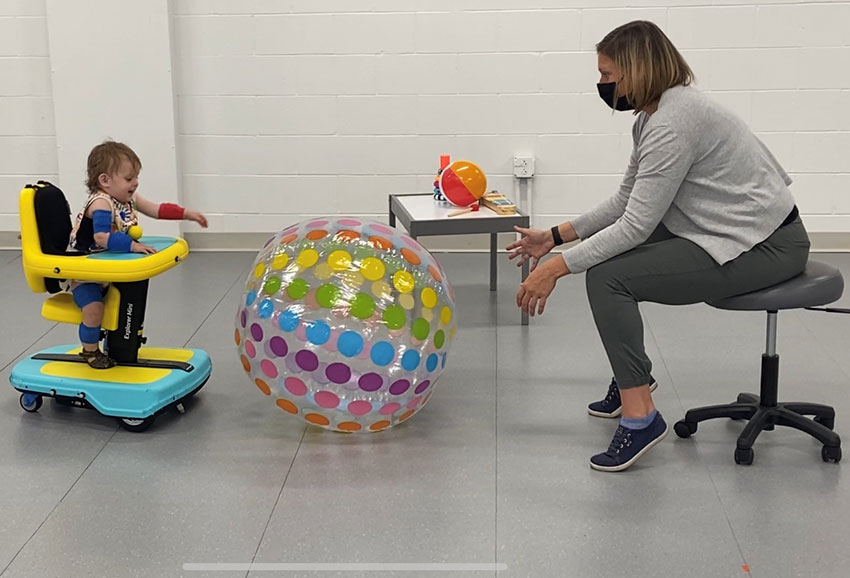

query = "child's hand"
[132,241,157,255]
[185,210,208,228]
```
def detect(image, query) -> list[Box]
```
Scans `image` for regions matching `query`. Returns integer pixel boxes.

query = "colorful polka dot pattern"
[235,217,456,433]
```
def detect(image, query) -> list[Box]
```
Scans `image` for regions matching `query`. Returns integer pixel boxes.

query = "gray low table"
[388,193,531,325]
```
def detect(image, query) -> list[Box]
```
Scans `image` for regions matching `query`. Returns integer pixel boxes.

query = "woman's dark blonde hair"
[596,21,694,113]
[86,140,142,193]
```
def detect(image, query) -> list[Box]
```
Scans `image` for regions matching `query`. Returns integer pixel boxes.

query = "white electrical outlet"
[513,155,535,179]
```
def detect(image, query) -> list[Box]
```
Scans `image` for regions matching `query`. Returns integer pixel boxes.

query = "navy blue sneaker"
[590,412,669,472]
[587,377,658,418]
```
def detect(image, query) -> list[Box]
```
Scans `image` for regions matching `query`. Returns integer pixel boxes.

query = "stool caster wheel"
[674,420,697,438]
[119,416,155,433]
[735,447,754,465]
[20,393,43,413]
[822,445,841,463]
[814,416,835,430]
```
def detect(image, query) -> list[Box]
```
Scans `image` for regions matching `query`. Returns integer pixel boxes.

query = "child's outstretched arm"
[134,194,208,228]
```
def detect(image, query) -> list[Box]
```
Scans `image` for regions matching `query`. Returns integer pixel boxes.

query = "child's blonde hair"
[86,141,142,194]
[596,21,694,113]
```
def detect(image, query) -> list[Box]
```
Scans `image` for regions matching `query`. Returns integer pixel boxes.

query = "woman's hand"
[516,257,570,317]
[507,226,555,271]
[185,210,208,228]
[131,241,157,255]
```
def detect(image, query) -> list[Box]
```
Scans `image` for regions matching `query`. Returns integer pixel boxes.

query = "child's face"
[99,158,139,204]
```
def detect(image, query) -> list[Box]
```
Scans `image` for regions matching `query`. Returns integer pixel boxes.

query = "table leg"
[490,233,497,292]
[521,258,529,326]
[388,200,396,227]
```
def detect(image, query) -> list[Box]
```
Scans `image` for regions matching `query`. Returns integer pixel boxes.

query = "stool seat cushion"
[709,261,844,311]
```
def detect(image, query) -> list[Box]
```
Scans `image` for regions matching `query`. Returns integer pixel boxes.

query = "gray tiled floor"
[1,249,848,578]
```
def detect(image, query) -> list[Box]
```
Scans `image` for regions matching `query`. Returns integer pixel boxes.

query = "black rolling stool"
[674,261,844,465]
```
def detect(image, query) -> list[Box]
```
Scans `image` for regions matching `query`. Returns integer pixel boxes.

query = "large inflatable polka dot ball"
[236,218,457,433]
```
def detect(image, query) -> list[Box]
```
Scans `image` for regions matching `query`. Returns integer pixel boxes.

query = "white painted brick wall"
[0,0,56,231]
[171,1,850,240]
[3,1,850,246]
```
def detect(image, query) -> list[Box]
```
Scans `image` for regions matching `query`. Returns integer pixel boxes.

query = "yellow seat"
[41,285,121,330]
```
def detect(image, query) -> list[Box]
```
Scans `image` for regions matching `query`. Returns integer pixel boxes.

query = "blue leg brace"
[73,283,105,345]
[79,323,101,345]
[72,283,104,308]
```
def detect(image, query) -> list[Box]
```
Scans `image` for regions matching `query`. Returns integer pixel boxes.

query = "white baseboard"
[186,231,850,254]
[3,230,850,253]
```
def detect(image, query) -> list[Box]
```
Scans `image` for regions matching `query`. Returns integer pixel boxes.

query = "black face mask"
[597,82,634,111]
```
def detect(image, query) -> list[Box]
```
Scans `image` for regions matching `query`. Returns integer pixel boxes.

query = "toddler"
[69,141,208,368]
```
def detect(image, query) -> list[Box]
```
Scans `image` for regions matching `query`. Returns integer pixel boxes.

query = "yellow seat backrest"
[19,184,51,293]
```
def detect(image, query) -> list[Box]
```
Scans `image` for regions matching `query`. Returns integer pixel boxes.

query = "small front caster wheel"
[674,420,697,439]
[822,445,842,463]
[20,393,43,413]
[118,416,155,433]
[735,447,754,465]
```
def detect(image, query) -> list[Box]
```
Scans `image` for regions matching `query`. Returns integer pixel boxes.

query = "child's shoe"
[79,348,116,369]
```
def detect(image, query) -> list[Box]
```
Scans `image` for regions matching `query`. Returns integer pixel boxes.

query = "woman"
[507,21,809,472]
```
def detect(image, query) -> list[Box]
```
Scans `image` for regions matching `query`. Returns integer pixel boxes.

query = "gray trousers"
[586,216,810,389]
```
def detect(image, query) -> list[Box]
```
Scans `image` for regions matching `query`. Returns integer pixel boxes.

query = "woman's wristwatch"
[551,225,564,246]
